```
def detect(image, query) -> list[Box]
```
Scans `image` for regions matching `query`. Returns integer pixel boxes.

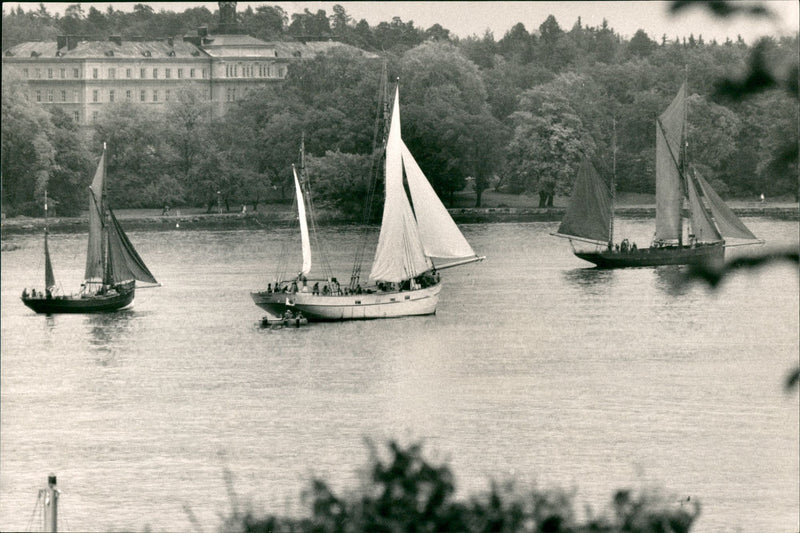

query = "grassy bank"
[2,191,797,238]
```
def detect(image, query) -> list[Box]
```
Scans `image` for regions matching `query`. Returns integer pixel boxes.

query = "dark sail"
[556,157,612,244]
[686,174,722,243]
[654,82,686,243]
[107,208,158,284]
[85,149,106,281]
[696,173,759,241]
[44,232,56,290]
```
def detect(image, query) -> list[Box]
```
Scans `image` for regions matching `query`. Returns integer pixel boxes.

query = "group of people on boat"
[611,238,638,254]
[21,288,53,300]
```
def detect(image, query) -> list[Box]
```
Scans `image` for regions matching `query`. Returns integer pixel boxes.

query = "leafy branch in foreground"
[216,439,700,533]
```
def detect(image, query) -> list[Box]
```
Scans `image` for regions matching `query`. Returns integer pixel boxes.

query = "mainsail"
[44,232,56,290]
[369,86,431,282]
[85,148,106,281]
[555,157,612,245]
[654,82,686,243]
[293,165,312,276]
[695,172,759,241]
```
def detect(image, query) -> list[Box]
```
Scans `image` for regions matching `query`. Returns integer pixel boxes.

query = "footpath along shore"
[2,201,797,239]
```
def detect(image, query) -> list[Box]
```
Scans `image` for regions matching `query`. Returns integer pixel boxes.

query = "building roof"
[4,39,206,59]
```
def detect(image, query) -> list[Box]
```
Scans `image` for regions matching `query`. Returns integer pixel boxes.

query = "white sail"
[654,82,686,243]
[84,147,106,281]
[686,173,722,243]
[369,86,431,282]
[293,166,312,276]
[401,141,477,261]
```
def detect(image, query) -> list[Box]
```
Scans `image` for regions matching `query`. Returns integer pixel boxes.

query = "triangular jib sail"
[695,172,759,242]
[44,232,56,290]
[107,208,158,284]
[555,157,613,245]
[686,172,722,243]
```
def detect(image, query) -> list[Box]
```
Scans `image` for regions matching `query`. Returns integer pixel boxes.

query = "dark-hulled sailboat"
[553,82,762,268]
[21,144,158,313]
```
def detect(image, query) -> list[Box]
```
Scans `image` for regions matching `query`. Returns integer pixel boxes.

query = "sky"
[8,1,800,44]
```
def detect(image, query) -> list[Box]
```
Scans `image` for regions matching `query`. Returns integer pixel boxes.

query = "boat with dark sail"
[21,144,158,313]
[553,82,762,268]
[251,83,484,321]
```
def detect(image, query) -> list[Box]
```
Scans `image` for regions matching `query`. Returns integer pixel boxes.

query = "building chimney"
[109,35,122,46]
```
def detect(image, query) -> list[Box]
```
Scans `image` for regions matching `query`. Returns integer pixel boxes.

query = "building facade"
[2,32,373,125]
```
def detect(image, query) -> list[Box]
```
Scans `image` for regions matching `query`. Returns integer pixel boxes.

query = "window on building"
[73,89,79,101]
[202,68,207,78]
[73,110,80,122]
[47,89,53,102]
[126,89,132,102]
[153,90,158,102]
[177,68,183,78]
[48,68,53,78]
[73,68,79,78]
[140,90,146,102]
[190,68,195,78]
[109,89,115,103]
[92,111,98,122]
[36,90,41,102]
[165,89,170,102]
[93,90,99,103]
[60,68,66,78]
[108,68,116,79]
[126,68,131,78]
[152,68,158,79]
[140,68,146,78]
[93,68,98,79]
[165,68,171,79]
[61,90,66,102]
[35,68,41,78]
[23,68,29,78]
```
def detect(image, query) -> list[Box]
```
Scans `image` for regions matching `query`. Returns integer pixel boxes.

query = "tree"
[1,74,56,215]
[629,29,657,58]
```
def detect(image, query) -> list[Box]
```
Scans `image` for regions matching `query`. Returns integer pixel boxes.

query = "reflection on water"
[562,267,616,293]
[1,220,797,533]
[86,309,136,364]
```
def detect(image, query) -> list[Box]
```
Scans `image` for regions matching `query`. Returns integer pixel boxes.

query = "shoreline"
[2,205,797,238]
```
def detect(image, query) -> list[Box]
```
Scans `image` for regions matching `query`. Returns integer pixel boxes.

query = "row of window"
[21,66,207,80]
[224,63,286,78]
[92,66,206,80]
[32,88,210,103]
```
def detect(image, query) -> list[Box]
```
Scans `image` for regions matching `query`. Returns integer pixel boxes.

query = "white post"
[43,473,58,532]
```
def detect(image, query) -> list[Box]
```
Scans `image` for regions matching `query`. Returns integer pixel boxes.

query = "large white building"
[2,13,375,125]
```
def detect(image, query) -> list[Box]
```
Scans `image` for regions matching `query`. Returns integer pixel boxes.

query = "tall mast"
[102,142,111,286]
[680,66,688,246]
[609,117,617,250]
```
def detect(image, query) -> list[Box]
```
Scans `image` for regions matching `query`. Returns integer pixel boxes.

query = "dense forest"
[2,2,797,217]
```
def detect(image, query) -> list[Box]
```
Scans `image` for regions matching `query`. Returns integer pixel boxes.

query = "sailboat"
[21,143,158,313]
[251,84,484,321]
[553,82,762,268]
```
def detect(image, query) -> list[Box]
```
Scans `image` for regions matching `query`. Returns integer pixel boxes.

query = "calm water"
[1,218,798,533]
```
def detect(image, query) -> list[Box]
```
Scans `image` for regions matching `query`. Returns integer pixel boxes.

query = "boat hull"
[251,283,441,321]
[21,287,135,314]
[575,242,724,268]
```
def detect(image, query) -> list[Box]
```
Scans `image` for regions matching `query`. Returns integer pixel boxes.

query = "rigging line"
[25,490,42,532]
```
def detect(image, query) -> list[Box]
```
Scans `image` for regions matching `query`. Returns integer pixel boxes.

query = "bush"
[217,440,700,533]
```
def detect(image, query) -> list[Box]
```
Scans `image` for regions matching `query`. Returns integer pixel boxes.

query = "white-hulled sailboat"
[251,84,484,320]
